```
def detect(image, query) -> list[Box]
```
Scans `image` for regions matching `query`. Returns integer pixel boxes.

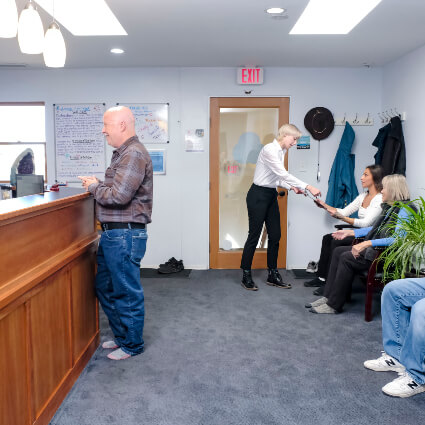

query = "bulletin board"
[122,103,169,144]
[54,103,106,183]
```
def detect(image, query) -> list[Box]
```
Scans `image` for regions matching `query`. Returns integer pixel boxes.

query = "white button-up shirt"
[253,139,307,190]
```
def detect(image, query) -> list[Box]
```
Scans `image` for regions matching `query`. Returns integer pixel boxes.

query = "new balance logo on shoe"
[385,358,396,367]
[408,381,419,390]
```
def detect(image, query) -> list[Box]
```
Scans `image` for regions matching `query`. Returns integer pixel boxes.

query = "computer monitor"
[16,174,44,197]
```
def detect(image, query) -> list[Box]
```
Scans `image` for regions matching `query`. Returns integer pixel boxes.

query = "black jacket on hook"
[373,116,406,176]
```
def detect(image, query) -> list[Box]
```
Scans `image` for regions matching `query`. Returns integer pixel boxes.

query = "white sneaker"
[382,372,425,398]
[364,352,405,372]
[306,261,318,273]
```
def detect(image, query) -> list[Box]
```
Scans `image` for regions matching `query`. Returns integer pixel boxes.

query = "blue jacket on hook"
[325,122,359,209]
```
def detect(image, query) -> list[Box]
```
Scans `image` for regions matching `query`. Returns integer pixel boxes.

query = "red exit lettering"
[239,68,263,84]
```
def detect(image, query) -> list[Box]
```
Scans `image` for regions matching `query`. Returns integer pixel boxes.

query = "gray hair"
[382,174,410,203]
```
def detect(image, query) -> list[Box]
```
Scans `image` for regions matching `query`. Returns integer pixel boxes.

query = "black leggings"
[324,246,372,311]
[316,233,354,279]
[241,184,281,270]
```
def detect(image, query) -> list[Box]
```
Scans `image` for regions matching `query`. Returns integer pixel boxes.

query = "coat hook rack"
[378,108,406,123]
[334,112,374,126]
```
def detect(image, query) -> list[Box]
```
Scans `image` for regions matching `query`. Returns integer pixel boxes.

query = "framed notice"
[148,149,166,175]
[120,103,169,144]
[54,103,106,183]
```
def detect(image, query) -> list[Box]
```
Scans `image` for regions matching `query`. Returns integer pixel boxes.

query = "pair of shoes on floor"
[304,277,324,287]
[313,285,325,296]
[158,257,184,274]
[102,340,132,360]
[309,302,337,314]
[306,260,318,273]
[305,297,328,308]
[241,269,291,291]
[364,352,425,398]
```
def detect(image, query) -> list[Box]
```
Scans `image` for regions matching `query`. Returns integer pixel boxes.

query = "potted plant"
[378,196,425,281]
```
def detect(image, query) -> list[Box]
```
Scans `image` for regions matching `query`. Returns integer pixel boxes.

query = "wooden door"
[210,97,289,269]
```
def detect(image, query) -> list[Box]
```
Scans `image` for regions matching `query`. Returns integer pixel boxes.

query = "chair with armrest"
[351,237,388,322]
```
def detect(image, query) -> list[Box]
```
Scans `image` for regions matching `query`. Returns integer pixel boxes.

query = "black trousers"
[323,246,372,311]
[316,234,355,279]
[240,184,281,270]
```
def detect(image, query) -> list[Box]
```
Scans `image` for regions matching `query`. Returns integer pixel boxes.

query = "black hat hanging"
[304,107,335,141]
[304,106,335,182]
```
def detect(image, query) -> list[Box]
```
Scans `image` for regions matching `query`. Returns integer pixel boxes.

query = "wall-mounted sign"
[297,135,311,150]
[237,67,264,85]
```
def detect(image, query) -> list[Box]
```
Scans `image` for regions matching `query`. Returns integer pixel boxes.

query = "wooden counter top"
[0,186,99,425]
[0,187,91,222]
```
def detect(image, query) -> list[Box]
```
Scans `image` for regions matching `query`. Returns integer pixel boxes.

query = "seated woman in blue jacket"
[305,174,411,314]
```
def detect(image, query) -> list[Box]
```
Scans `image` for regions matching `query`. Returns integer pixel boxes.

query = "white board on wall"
[121,103,169,144]
[54,103,106,183]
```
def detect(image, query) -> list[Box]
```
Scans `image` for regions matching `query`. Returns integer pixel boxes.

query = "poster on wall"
[54,103,106,183]
[119,103,169,144]
[148,149,166,175]
[185,129,205,152]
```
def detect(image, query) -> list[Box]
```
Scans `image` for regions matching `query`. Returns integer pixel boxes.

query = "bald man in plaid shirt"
[79,106,153,360]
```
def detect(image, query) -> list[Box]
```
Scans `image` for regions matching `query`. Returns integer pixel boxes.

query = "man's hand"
[78,175,98,191]
[332,229,355,240]
[351,240,372,258]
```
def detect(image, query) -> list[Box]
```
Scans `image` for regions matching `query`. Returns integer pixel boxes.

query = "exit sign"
[237,67,264,85]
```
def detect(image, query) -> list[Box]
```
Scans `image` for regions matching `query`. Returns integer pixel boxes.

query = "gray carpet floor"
[50,270,425,425]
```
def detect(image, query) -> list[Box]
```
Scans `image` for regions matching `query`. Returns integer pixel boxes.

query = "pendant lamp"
[43,21,66,67]
[0,0,18,38]
[18,0,45,54]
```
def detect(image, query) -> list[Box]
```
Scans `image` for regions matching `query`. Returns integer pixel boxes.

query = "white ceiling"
[1,0,425,69]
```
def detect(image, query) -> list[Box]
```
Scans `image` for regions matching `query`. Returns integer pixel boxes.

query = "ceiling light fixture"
[36,0,127,36]
[18,0,45,54]
[290,0,382,34]
[266,7,285,14]
[43,1,66,68]
[111,48,124,54]
[0,0,18,38]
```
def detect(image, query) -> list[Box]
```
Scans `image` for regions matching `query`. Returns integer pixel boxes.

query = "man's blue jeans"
[382,277,425,384]
[95,227,147,356]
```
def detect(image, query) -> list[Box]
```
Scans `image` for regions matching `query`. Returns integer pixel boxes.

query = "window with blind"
[0,102,46,183]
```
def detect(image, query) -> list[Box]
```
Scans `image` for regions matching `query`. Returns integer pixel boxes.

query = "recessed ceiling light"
[36,0,127,36]
[111,48,124,54]
[290,0,382,34]
[266,7,285,14]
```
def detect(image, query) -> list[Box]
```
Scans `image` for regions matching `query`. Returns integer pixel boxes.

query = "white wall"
[382,44,425,201]
[0,66,383,269]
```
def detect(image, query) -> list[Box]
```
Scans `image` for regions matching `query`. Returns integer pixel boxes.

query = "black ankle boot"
[267,269,291,289]
[241,270,258,291]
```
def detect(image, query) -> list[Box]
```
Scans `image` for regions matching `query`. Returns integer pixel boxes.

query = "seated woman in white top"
[304,164,383,294]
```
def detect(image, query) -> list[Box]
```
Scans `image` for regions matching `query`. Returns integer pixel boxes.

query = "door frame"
[209,97,290,269]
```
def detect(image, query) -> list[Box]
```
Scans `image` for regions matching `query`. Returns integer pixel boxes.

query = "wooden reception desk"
[0,188,99,425]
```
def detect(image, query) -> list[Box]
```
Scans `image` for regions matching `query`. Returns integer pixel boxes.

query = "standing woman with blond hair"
[240,123,321,291]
